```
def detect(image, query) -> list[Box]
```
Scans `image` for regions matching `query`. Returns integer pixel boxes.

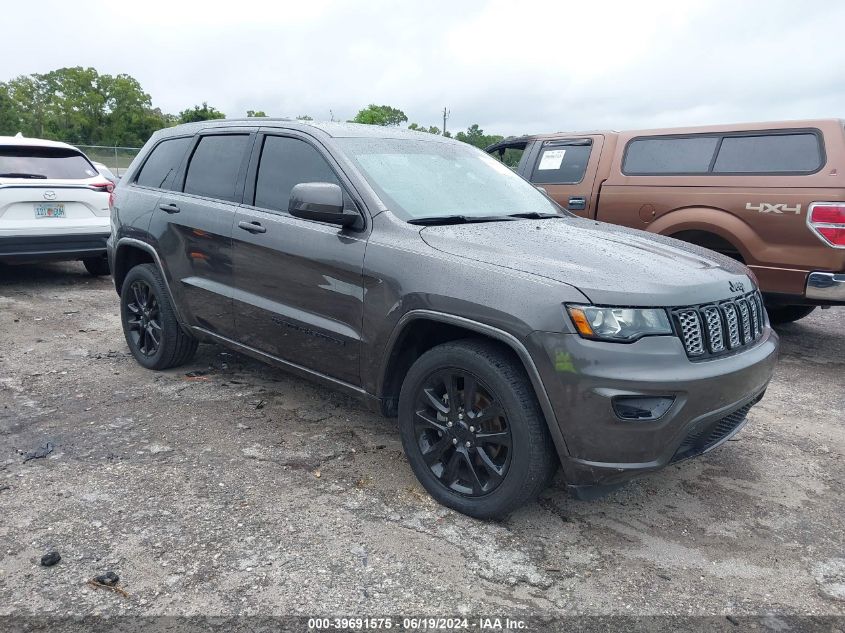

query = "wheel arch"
[649,207,756,263]
[113,240,155,294]
[114,237,190,333]
[378,310,570,459]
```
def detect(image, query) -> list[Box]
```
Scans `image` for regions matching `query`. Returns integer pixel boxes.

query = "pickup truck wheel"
[766,304,816,324]
[82,255,110,276]
[120,263,198,370]
[398,340,557,520]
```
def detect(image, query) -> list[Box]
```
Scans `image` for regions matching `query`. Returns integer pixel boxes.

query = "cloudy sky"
[3,0,844,136]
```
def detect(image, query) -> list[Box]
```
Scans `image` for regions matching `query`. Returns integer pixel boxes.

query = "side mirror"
[289,182,360,227]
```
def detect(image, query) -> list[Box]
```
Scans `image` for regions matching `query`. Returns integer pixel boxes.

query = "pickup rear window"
[0,146,98,180]
[623,130,824,175]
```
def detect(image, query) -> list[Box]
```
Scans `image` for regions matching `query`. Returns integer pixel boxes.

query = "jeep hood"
[419,217,754,306]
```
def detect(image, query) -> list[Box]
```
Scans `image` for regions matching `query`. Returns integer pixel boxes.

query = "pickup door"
[515,135,605,218]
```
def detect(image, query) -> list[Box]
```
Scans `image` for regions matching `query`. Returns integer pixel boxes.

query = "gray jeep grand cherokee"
[108,120,778,519]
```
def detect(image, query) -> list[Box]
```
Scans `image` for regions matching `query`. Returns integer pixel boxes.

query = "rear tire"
[398,339,558,520]
[766,304,816,324]
[82,255,110,276]
[120,263,198,370]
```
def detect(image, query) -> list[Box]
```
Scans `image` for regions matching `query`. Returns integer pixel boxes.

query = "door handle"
[568,197,587,211]
[158,202,180,214]
[238,220,267,234]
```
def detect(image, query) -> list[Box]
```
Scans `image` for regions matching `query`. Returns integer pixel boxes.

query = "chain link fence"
[76,145,142,178]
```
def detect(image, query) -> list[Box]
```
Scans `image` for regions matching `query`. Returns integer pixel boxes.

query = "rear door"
[230,131,367,385]
[147,129,256,338]
[526,136,604,217]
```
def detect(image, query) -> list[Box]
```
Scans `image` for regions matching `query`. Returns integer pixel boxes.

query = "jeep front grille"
[672,291,766,359]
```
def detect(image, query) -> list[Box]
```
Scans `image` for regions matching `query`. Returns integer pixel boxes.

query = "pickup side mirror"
[289,182,360,227]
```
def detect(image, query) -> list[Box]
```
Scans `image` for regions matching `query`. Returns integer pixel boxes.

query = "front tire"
[120,263,198,370]
[398,340,558,520]
[82,255,110,276]
[766,304,816,324]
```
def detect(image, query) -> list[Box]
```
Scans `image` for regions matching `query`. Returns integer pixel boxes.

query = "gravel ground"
[0,261,843,624]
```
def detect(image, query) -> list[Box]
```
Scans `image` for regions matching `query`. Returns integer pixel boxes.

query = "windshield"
[336,137,563,221]
[0,146,98,180]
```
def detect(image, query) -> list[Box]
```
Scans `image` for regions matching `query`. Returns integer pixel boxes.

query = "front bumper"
[806,271,845,302]
[0,232,109,263]
[527,327,779,494]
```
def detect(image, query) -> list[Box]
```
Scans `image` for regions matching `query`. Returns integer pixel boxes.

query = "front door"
[526,136,604,217]
[230,132,367,386]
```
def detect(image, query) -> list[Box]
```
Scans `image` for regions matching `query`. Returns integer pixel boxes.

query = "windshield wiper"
[0,172,48,179]
[408,215,518,226]
[506,212,562,219]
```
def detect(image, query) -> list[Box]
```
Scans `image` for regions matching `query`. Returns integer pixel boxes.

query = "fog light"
[612,396,674,421]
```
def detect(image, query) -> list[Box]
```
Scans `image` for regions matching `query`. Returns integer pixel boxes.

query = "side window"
[183,134,250,202]
[254,136,340,213]
[713,133,822,173]
[531,141,592,184]
[135,137,192,190]
[623,137,718,175]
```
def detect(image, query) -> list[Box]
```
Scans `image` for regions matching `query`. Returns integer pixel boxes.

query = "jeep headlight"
[566,305,673,342]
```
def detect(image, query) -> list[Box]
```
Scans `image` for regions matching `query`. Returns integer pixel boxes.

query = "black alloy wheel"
[414,369,513,497]
[119,263,197,370]
[125,280,162,357]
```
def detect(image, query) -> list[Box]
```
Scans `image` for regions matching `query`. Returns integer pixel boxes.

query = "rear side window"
[623,130,824,175]
[0,146,98,180]
[623,137,718,174]
[183,135,250,202]
[135,137,192,190]
[254,136,339,212]
[713,133,822,173]
[531,141,593,184]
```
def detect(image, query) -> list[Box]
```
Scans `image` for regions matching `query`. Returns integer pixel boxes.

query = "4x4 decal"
[746,202,802,215]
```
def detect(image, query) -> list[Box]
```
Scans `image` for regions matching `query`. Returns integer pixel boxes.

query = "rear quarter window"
[712,133,822,173]
[0,146,98,180]
[622,129,825,176]
[135,136,192,190]
[623,137,718,174]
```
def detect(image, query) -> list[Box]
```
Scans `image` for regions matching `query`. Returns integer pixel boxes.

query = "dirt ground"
[1,261,843,623]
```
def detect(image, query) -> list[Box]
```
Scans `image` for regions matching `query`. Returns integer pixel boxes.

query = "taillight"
[89,180,115,212]
[89,180,114,193]
[808,202,845,247]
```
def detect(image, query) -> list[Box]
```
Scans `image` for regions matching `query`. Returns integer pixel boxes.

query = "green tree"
[38,67,106,143]
[0,83,24,135]
[296,114,313,121]
[454,123,503,150]
[3,74,50,137]
[454,124,522,167]
[352,104,407,126]
[99,73,168,146]
[178,102,225,124]
[408,123,441,135]
[1,67,171,145]
[246,109,267,117]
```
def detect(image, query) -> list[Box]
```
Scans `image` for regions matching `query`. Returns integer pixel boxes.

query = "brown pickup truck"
[487,119,845,323]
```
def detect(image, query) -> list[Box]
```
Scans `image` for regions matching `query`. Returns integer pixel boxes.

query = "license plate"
[34,203,65,218]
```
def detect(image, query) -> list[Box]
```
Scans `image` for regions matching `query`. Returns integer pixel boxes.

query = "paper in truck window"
[538,149,566,170]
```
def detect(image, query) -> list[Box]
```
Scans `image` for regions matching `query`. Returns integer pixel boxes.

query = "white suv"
[0,135,113,275]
